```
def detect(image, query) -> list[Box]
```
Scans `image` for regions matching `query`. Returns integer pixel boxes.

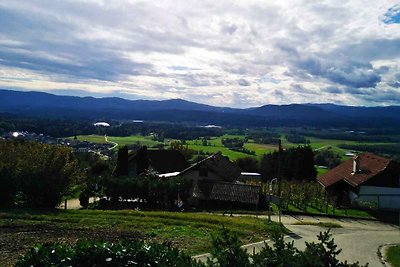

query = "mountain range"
[1,89,399,127]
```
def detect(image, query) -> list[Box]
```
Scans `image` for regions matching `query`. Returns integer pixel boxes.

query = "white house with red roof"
[318,152,400,210]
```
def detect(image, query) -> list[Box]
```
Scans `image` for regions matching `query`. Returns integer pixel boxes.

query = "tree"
[235,157,259,173]
[0,139,80,208]
[260,146,317,182]
[114,146,129,176]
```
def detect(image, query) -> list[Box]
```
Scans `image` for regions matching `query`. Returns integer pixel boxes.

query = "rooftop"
[318,152,392,188]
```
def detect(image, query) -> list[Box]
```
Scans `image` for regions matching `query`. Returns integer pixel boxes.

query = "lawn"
[286,204,373,219]
[0,209,285,266]
[386,245,400,267]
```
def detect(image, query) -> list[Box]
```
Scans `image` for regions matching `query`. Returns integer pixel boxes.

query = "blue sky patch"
[383,5,400,24]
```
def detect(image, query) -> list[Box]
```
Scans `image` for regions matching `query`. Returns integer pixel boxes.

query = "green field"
[73,133,397,163]
[75,135,163,148]
[74,134,277,161]
[386,245,400,267]
[0,209,284,265]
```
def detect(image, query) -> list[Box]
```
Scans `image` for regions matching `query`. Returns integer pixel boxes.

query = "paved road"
[104,135,118,150]
[194,214,400,266]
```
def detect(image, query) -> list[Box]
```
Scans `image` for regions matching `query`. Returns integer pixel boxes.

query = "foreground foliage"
[16,227,366,267]
[17,240,202,267]
[207,228,365,267]
[0,209,282,264]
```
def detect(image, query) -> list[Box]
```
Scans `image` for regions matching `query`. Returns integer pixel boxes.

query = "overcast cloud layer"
[0,1,400,107]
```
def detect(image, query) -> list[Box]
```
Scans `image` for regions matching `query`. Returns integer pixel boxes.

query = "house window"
[199,167,208,177]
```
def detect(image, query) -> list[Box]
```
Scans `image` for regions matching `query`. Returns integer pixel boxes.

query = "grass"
[316,166,330,176]
[292,221,342,228]
[286,204,373,219]
[73,133,398,162]
[0,209,285,265]
[74,135,163,148]
[386,245,400,267]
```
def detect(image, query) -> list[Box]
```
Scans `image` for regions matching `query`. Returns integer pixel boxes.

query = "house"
[159,153,263,207]
[318,152,400,210]
[114,146,188,177]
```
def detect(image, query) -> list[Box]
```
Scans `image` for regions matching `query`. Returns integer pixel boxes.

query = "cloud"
[238,78,251,86]
[388,73,400,88]
[0,1,400,107]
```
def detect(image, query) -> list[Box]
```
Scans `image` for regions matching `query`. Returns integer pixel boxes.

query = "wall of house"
[352,185,400,210]
[181,169,228,205]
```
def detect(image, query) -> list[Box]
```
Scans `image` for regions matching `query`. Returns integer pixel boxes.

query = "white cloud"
[0,0,400,107]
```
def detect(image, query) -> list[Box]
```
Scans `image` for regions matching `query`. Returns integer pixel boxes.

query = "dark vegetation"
[16,228,365,267]
[17,240,200,267]
[260,146,317,182]
[285,134,309,144]
[247,131,280,144]
[0,139,80,208]
[222,137,256,155]
[100,174,192,210]
[0,115,222,139]
[314,149,342,168]
[339,143,400,160]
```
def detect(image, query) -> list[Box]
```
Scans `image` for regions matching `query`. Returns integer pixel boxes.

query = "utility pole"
[278,139,282,224]
[268,178,278,222]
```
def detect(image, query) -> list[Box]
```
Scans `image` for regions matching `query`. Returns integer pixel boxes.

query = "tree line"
[236,146,317,182]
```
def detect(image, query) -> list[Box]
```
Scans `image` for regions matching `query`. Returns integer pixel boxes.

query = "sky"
[0,1,400,108]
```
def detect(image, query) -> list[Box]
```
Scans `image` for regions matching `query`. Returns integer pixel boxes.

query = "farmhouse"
[159,153,262,207]
[318,152,400,210]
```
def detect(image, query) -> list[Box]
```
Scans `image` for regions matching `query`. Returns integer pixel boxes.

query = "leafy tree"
[0,139,80,208]
[315,149,341,168]
[169,140,196,160]
[114,146,129,176]
[235,157,259,173]
[260,146,317,182]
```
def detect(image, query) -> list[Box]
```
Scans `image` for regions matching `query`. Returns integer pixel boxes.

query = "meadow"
[73,133,398,174]
[0,209,284,265]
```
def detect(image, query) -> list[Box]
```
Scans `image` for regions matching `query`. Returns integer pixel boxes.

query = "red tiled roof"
[318,152,391,188]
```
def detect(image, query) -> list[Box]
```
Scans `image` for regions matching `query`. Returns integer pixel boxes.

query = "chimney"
[352,155,360,174]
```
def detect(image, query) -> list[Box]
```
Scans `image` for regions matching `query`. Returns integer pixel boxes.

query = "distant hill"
[1,89,399,127]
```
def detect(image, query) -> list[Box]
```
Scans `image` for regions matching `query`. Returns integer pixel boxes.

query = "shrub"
[17,228,366,267]
[17,240,204,267]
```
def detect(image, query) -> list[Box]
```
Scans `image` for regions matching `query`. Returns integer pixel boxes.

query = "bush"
[17,240,204,267]
[17,228,366,267]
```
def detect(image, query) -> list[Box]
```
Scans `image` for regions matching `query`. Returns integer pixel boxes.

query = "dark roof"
[128,147,187,173]
[318,152,392,188]
[192,180,261,205]
[180,153,242,182]
[146,150,187,173]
